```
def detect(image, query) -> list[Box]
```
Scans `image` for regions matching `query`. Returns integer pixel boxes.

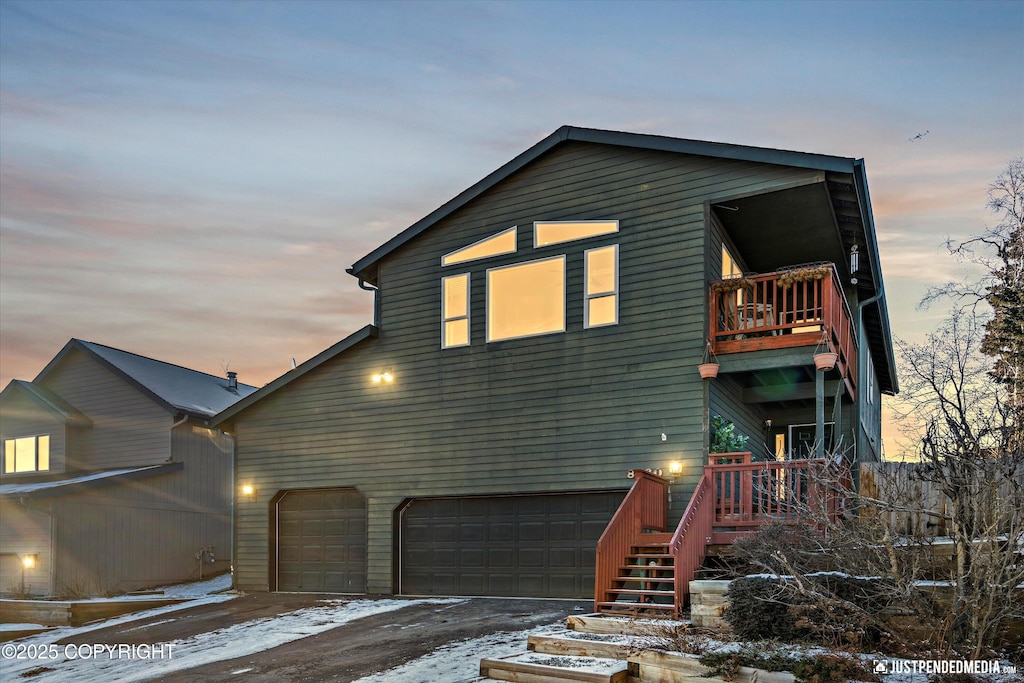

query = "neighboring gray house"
[214,126,898,601]
[0,339,257,596]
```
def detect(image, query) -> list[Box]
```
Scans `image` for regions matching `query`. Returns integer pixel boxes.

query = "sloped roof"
[35,340,259,419]
[0,463,181,499]
[0,380,92,426]
[345,124,897,395]
[211,325,378,427]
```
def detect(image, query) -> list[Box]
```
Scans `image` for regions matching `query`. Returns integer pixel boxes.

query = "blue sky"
[1,0,1022,454]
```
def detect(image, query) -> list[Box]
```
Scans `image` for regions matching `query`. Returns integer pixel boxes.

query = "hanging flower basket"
[698,339,719,380]
[778,264,831,289]
[698,362,720,379]
[710,276,755,294]
[814,352,838,371]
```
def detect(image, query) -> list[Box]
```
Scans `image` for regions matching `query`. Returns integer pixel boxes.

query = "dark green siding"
[232,142,822,593]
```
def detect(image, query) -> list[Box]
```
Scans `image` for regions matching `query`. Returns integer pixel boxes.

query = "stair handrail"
[594,469,667,611]
[669,469,715,613]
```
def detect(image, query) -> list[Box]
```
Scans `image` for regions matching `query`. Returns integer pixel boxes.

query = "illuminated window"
[3,435,49,474]
[442,227,517,267]
[442,273,471,348]
[535,220,618,248]
[487,256,565,342]
[585,245,618,328]
[722,243,742,279]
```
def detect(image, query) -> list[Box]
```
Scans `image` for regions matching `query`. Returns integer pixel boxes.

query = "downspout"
[855,291,884,463]
[351,272,380,328]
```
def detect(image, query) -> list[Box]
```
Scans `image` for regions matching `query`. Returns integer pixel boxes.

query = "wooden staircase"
[596,532,676,616]
[594,454,847,618]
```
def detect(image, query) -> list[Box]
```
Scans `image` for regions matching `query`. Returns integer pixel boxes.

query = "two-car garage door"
[275,488,624,598]
[399,491,625,598]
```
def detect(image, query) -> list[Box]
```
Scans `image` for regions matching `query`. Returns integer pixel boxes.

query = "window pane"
[488,257,565,342]
[535,221,618,247]
[37,435,49,472]
[722,244,742,279]
[588,295,617,327]
[586,246,616,295]
[442,227,516,266]
[445,319,469,347]
[3,440,13,473]
[14,436,35,473]
[443,274,469,318]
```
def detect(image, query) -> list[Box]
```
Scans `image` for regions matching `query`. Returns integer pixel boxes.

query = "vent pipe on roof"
[227,371,238,390]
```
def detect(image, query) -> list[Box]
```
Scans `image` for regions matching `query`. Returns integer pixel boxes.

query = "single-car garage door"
[276,488,366,593]
[399,491,625,598]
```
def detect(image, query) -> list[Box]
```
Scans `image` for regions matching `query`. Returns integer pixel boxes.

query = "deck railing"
[671,453,850,605]
[709,263,857,398]
[594,470,667,608]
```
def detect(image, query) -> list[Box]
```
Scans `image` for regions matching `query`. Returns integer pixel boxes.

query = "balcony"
[709,263,857,398]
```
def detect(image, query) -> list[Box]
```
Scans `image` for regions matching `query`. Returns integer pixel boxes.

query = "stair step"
[596,600,676,611]
[638,532,673,543]
[606,588,675,597]
[480,651,630,683]
[615,575,675,583]
[626,553,673,560]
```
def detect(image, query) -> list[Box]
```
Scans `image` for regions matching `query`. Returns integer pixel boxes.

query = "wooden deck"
[709,263,857,399]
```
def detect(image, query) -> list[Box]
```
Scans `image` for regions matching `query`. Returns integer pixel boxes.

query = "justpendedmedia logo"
[872,659,1016,676]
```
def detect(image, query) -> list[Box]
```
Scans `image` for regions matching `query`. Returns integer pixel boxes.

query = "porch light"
[371,371,394,384]
[21,554,37,569]
[240,484,256,500]
[668,460,683,476]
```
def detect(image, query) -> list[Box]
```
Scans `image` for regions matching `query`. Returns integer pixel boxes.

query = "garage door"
[399,491,625,598]
[277,488,366,593]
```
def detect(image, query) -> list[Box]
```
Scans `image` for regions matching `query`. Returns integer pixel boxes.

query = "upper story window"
[3,434,50,474]
[487,256,566,342]
[442,273,471,348]
[535,220,618,247]
[441,220,619,348]
[442,227,517,267]
[585,245,618,328]
[722,243,742,279]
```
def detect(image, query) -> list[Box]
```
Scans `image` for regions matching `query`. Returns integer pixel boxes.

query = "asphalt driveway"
[45,593,590,682]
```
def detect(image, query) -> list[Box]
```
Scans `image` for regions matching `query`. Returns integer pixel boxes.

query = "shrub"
[792,653,877,683]
[725,574,891,648]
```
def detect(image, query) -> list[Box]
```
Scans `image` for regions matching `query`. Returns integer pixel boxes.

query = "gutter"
[352,274,380,327]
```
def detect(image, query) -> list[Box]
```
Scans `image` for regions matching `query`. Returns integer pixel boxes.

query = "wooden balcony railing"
[670,452,850,606]
[594,469,667,609]
[709,263,858,398]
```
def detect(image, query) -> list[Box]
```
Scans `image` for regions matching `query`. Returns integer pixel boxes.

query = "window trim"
[534,220,619,248]
[486,255,567,343]
[3,434,50,475]
[441,226,517,267]
[441,273,471,349]
[584,244,619,329]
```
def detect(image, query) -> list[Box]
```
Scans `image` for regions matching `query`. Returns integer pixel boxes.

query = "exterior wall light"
[240,484,256,500]
[21,554,37,569]
[371,371,394,383]
[668,461,683,477]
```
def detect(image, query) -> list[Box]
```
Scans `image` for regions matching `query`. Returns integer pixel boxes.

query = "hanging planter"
[813,352,838,371]
[709,276,755,294]
[812,331,837,371]
[778,264,832,289]
[698,340,720,379]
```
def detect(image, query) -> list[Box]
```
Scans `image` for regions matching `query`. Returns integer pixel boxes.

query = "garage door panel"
[277,488,367,593]
[400,491,625,598]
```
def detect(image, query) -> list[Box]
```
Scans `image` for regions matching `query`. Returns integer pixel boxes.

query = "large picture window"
[487,256,565,342]
[442,273,470,348]
[3,435,50,474]
[585,245,618,328]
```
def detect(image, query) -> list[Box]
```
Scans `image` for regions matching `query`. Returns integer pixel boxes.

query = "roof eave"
[210,325,380,427]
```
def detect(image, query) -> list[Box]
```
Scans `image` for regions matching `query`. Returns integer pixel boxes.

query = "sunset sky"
[1,0,1022,457]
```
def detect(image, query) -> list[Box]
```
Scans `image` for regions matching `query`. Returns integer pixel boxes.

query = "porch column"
[816,365,825,458]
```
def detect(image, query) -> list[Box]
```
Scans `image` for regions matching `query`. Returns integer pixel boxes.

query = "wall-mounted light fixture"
[667,460,683,479]
[371,371,394,384]
[240,483,256,501]
[21,554,37,570]
[764,418,773,430]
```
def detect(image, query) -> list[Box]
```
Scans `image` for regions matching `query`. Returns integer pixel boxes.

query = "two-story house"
[0,339,257,596]
[214,126,897,602]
